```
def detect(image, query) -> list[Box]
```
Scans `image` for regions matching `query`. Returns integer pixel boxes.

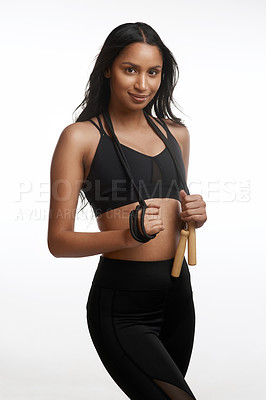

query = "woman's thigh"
[159,260,196,376]
[87,278,196,400]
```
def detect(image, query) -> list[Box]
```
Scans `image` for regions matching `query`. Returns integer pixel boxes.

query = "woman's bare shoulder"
[158,118,190,151]
[59,120,99,143]
[55,119,101,155]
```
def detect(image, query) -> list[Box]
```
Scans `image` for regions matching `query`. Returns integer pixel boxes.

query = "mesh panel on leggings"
[153,379,195,400]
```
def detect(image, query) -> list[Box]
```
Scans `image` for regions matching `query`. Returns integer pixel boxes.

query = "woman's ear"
[104,68,111,78]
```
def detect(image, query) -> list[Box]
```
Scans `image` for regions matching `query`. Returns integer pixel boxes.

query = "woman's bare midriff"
[97,198,182,261]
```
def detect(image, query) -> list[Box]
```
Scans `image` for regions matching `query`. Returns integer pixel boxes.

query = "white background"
[1,0,265,399]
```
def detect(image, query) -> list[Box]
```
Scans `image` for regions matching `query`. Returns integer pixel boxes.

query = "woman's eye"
[126,67,136,73]
[149,70,158,76]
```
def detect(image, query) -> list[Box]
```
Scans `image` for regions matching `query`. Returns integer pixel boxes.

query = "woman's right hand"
[139,203,165,237]
[124,203,165,248]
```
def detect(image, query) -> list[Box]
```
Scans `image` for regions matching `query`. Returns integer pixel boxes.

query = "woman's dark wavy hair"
[74,22,184,124]
[75,22,184,215]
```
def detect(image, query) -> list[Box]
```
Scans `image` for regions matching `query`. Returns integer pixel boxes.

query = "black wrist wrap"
[129,204,157,243]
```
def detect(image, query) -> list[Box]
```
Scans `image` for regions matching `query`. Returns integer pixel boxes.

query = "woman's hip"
[90,256,191,291]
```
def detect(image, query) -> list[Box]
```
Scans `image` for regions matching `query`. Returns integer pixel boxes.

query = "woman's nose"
[134,74,148,91]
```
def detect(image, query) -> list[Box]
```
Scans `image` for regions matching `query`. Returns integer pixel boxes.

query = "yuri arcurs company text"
[14,178,251,221]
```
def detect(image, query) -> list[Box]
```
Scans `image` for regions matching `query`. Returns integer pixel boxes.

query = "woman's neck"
[108,103,147,130]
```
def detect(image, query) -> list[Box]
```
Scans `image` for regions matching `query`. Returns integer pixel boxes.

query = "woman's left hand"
[179,190,207,229]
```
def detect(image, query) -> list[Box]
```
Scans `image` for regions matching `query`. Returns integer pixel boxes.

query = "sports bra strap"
[87,118,105,136]
[146,115,177,144]
[96,116,106,135]
[146,115,172,139]
[157,117,172,136]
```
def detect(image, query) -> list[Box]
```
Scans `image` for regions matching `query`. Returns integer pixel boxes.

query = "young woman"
[48,22,207,400]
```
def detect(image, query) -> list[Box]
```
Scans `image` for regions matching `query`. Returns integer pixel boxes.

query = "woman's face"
[106,42,163,112]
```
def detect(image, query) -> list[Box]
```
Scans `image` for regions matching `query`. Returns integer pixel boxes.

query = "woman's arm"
[47,124,139,258]
[48,228,136,258]
[47,124,163,258]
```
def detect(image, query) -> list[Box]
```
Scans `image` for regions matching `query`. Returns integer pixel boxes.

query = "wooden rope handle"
[188,221,196,266]
[171,222,197,278]
[171,229,189,278]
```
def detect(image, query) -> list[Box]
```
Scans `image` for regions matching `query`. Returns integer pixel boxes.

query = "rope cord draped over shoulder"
[102,108,156,243]
[143,112,190,196]
[102,108,190,243]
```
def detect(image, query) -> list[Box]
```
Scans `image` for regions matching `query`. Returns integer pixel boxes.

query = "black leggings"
[86,256,196,400]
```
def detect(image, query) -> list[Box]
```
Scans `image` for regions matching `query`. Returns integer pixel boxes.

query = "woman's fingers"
[145,203,160,214]
[180,199,206,215]
[181,198,206,210]
[145,208,160,217]
[135,203,165,235]
[144,219,165,235]
[179,191,207,228]
[143,205,165,234]
[146,224,165,235]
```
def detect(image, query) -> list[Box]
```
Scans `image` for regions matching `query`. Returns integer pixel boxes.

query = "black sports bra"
[82,114,187,217]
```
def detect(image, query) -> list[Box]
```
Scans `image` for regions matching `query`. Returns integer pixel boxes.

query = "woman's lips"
[128,93,150,102]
